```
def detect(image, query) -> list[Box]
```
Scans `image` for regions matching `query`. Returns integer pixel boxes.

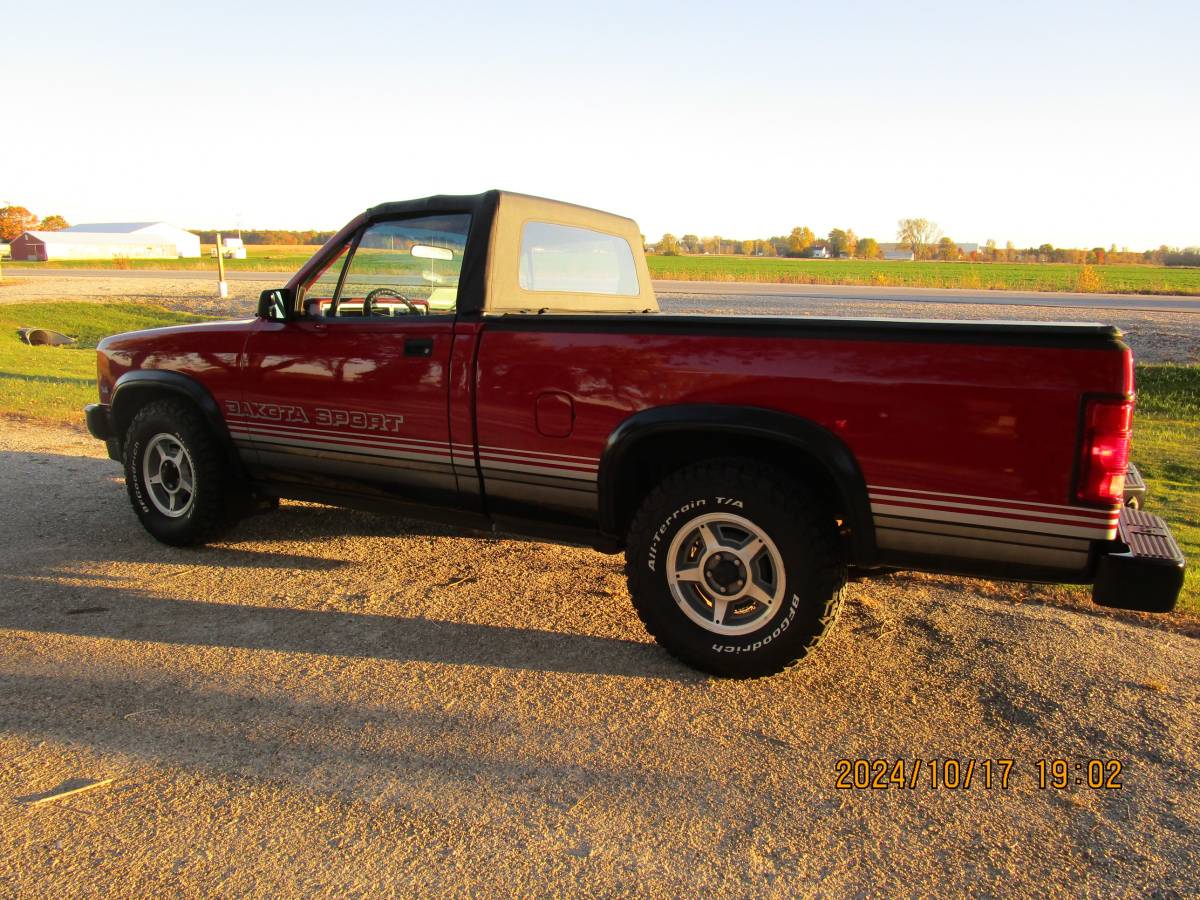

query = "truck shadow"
[0,576,691,681]
[0,666,691,812]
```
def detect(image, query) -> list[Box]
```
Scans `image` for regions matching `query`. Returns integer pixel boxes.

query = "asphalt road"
[6,267,1197,313]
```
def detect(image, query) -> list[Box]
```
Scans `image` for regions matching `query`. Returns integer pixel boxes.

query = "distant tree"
[658,233,680,256]
[984,238,997,261]
[680,234,700,254]
[38,214,69,231]
[759,239,777,257]
[788,226,815,256]
[1037,243,1054,262]
[827,229,852,257]
[1164,248,1200,267]
[741,239,756,255]
[897,218,941,259]
[0,205,38,242]
[856,237,880,259]
[1005,241,1016,262]
[936,236,959,261]
[1090,247,1106,265]
[703,236,721,254]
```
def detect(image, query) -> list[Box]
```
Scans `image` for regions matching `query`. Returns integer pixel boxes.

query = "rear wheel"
[625,460,846,678]
[123,398,240,546]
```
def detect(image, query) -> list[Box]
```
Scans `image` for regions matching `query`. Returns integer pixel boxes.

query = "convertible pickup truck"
[85,191,1186,677]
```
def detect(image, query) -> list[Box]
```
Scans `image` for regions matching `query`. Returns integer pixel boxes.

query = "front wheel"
[625,460,847,678]
[123,398,240,546]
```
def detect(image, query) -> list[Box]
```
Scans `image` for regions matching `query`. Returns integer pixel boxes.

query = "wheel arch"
[598,405,877,565]
[110,371,241,470]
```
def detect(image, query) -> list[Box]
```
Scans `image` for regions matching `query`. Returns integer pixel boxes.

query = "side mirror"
[257,288,293,321]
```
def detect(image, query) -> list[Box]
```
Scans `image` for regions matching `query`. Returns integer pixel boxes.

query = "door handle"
[404,337,434,357]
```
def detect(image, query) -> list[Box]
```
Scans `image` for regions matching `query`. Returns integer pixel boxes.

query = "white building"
[63,222,201,258]
[10,231,179,261]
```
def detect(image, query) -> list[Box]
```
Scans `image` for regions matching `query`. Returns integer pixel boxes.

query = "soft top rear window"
[519,222,639,296]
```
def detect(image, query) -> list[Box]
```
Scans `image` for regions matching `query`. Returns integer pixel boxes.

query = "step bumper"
[1093,507,1186,613]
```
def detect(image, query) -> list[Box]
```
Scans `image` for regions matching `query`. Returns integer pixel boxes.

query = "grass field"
[6,247,1200,296]
[646,255,1200,295]
[0,303,210,423]
[1128,365,1200,613]
[1,301,1194,612]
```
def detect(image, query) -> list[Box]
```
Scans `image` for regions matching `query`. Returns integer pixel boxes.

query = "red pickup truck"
[85,191,1185,677]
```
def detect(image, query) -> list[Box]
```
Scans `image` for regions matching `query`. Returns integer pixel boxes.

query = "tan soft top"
[485,192,658,315]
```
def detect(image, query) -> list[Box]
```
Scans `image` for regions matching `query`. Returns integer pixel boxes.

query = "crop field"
[646,255,1200,295]
[1,300,1195,614]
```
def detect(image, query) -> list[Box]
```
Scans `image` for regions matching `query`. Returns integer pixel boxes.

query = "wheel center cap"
[161,460,179,490]
[704,553,746,593]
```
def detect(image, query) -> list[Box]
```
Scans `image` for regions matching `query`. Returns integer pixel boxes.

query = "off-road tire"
[123,398,239,546]
[625,460,846,678]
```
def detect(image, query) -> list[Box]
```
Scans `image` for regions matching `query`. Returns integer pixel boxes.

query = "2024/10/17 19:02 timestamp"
[834,759,1124,790]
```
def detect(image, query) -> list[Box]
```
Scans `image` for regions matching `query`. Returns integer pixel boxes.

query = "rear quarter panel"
[473,320,1131,573]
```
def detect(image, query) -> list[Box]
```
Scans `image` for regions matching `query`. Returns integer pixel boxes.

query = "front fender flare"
[109,370,238,462]
[598,404,877,565]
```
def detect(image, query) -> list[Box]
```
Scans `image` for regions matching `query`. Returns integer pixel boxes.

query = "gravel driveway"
[1,423,1197,896]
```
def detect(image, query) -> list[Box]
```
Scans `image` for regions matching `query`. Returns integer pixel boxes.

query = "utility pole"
[216,233,228,299]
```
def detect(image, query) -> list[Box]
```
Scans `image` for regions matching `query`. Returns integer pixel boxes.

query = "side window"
[324,214,470,319]
[519,222,639,296]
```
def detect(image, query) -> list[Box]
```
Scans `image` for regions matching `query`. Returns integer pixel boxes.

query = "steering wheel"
[362,287,424,317]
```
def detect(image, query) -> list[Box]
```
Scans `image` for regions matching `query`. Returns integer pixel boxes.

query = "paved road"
[655,280,1200,314]
[6,268,1197,313]
[5,268,284,283]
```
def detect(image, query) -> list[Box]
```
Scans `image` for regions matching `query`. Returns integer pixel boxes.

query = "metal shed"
[63,222,201,258]
[10,231,178,261]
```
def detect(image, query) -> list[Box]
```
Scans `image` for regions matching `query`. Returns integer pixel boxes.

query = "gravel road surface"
[1,422,1197,896]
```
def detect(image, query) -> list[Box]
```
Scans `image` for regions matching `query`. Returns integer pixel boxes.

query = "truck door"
[236,214,470,508]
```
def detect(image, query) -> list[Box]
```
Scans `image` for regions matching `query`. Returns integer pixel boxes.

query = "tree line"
[6,202,1195,266]
[653,217,1200,266]
[0,205,69,242]
[191,229,337,246]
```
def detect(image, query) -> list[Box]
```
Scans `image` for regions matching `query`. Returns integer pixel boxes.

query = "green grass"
[0,303,212,423]
[0,301,1194,613]
[646,256,1200,296]
[1130,364,1200,613]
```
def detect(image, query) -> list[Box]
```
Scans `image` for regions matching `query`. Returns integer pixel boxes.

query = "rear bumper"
[1093,507,1186,613]
[84,403,121,462]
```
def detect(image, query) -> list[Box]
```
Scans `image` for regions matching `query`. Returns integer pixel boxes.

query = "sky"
[4,0,1198,250]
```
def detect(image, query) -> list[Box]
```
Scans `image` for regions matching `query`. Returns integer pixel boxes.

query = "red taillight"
[1076,398,1132,506]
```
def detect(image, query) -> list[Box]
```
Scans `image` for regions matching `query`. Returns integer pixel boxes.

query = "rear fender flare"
[598,404,877,565]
